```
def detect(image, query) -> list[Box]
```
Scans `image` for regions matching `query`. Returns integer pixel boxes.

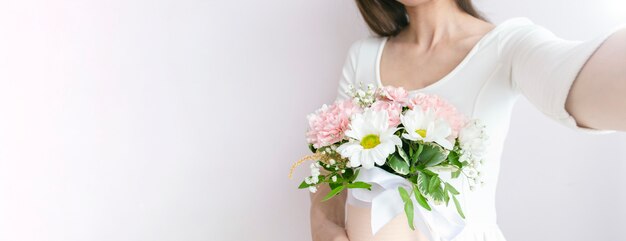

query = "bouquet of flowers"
[289,82,489,233]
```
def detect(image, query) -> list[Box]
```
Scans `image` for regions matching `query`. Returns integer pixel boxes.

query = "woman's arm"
[566,28,626,131]
[309,171,349,241]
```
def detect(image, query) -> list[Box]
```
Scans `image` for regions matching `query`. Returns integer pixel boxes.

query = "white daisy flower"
[309,186,318,193]
[400,107,454,150]
[336,109,402,169]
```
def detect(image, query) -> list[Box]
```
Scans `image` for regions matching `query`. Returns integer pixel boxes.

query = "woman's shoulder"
[491,17,559,57]
[344,35,385,58]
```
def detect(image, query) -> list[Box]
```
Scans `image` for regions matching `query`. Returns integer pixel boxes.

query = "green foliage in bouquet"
[390,137,467,230]
[297,143,373,202]
[297,134,469,231]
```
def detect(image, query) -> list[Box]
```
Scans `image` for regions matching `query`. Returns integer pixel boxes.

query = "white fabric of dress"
[334,17,623,241]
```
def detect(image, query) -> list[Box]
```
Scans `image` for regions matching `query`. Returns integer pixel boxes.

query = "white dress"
[334,17,622,241]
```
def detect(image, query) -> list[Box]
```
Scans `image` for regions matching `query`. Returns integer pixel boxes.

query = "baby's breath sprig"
[346,81,377,108]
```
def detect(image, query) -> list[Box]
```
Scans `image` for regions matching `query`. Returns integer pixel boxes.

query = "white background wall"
[0,0,624,241]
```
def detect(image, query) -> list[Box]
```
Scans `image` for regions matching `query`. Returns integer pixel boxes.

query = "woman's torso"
[344,17,536,240]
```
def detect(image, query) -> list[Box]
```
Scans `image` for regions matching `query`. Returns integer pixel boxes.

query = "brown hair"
[354,0,488,37]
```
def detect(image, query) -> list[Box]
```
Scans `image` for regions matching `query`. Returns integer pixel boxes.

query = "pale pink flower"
[370,100,403,127]
[306,99,362,148]
[407,93,468,138]
[377,86,409,105]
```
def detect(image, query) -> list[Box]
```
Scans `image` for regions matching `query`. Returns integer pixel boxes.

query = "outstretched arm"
[507,18,625,134]
[566,28,626,132]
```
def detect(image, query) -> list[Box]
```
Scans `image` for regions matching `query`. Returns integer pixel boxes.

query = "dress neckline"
[375,17,528,93]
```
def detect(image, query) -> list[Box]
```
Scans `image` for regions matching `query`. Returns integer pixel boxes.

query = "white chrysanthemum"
[400,107,454,150]
[336,109,402,169]
[458,119,489,190]
[459,119,488,159]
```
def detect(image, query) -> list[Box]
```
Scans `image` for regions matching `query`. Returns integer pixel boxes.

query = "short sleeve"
[508,21,623,134]
[336,39,364,101]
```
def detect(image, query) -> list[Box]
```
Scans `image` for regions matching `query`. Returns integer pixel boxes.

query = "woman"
[309,0,626,241]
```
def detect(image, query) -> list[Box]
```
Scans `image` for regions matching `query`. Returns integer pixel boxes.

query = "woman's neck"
[401,1,472,49]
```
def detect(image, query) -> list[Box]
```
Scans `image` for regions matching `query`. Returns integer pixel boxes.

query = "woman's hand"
[310,182,350,241]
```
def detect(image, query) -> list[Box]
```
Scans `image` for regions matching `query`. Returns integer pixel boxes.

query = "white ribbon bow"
[347,166,466,241]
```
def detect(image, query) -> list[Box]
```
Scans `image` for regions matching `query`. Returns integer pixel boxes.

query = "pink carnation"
[377,86,409,105]
[370,100,403,127]
[306,99,362,148]
[408,93,468,138]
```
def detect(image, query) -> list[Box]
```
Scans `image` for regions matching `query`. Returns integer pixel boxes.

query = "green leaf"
[350,169,360,182]
[412,184,432,211]
[448,151,462,168]
[404,198,415,230]
[347,181,371,190]
[329,182,342,190]
[322,185,345,202]
[342,168,354,181]
[452,195,466,219]
[415,143,424,156]
[298,180,310,189]
[430,187,446,205]
[416,172,431,195]
[428,175,441,193]
[443,188,450,206]
[412,144,423,166]
[397,145,410,165]
[451,168,461,178]
[445,183,460,195]
[420,145,446,167]
[398,187,415,230]
[422,168,438,177]
[388,153,410,175]
[398,186,410,202]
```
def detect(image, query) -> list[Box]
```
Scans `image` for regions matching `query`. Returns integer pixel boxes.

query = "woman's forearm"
[309,173,349,241]
[310,184,347,227]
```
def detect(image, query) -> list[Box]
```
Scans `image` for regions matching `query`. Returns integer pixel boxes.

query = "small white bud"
[311,175,319,184]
